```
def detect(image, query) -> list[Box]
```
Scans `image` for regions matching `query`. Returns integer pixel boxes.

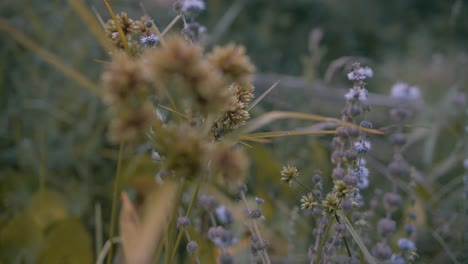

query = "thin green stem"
[294,179,322,204]
[334,214,352,257]
[169,181,201,264]
[106,143,125,264]
[315,216,336,263]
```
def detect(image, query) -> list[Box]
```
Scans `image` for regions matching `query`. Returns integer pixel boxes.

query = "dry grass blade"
[68,0,114,53]
[247,81,279,111]
[119,181,179,264]
[103,0,130,54]
[238,111,383,136]
[240,130,336,139]
[0,18,100,97]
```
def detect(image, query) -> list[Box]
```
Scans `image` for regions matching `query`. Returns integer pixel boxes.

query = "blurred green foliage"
[1,0,467,263]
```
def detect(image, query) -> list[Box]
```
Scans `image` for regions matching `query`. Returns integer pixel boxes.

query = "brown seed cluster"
[101,35,255,183]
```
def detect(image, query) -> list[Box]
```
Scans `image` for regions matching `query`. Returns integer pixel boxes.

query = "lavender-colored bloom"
[398,238,416,251]
[345,88,359,101]
[354,140,371,153]
[215,205,233,224]
[344,88,368,102]
[358,67,373,78]
[181,0,205,13]
[208,226,238,248]
[357,175,369,189]
[347,66,373,81]
[186,241,199,253]
[140,34,159,46]
[390,82,421,101]
[351,165,369,179]
[390,254,406,264]
[464,158,468,170]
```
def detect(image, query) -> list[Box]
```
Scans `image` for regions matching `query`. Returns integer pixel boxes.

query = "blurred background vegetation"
[1,0,467,263]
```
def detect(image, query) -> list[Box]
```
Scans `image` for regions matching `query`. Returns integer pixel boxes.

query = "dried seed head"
[152,124,207,180]
[333,180,352,199]
[102,53,154,105]
[209,142,248,187]
[109,101,155,143]
[105,12,135,48]
[208,43,255,84]
[146,36,231,115]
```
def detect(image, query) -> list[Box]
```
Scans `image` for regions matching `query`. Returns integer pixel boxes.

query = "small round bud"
[405,224,415,235]
[144,21,153,28]
[248,208,262,219]
[199,194,217,211]
[219,252,234,264]
[390,132,407,146]
[186,240,199,253]
[397,238,415,251]
[377,218,396,237]
[360,120,373,129]
[372,242,392,261]
[343,175,357,186]
[255,197,265,205]
[388,160,407,177]
[312,171,322,183]
[390,107,411,122]
[347,126,360,137]
[332,167,345,180]
[348,104,362,117]
[331,150,344,164]
[336,126,349,138]
[173,0,183,12]
[344,150,358,161]
[236,184,248,194]
[176,217,190,229]
[340,199,354,211]
[332,137,344,149]
[383,192,402,209]
[323,243,335,256]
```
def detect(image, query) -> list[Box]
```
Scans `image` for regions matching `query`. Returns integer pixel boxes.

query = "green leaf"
[37,218,93,264]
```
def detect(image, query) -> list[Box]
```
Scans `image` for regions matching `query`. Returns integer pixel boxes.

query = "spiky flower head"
[105,12,136,49]
[333,180,352,199]
[300,192,318,210]
[280,166,299,186]
[322,193,340,215]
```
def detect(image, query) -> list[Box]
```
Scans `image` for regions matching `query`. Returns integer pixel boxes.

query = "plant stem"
[106,142,125,264]
[169,181,201,264]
